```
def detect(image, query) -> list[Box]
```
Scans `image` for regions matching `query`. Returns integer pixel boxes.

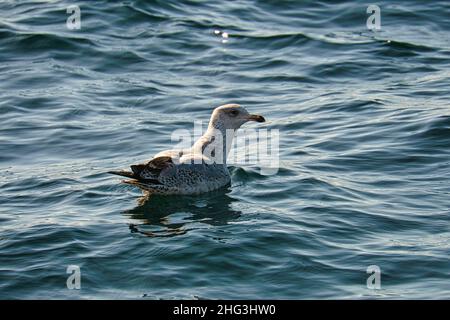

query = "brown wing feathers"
[108,156,173,184]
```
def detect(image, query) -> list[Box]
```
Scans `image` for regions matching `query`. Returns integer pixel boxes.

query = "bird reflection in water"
[122,187,241,238]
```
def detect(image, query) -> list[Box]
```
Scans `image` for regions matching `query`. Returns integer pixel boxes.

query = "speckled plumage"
[108,104,265,195]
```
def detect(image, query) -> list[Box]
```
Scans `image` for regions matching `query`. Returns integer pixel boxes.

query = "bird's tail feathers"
[107,170,136,179]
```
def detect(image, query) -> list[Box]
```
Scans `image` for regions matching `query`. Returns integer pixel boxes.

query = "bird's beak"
[247,114,266,123]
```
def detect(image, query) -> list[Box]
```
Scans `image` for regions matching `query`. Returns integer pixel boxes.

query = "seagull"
[108,104,265,195]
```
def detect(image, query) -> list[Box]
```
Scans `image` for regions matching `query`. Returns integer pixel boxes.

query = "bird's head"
[210,104,265,130]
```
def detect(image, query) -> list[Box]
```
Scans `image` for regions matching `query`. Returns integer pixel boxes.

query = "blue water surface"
[0,0,449,299]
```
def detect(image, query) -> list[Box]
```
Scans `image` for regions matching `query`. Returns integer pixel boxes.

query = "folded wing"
[108,156,174,184]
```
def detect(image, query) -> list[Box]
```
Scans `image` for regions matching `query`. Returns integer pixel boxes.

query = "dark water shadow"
[122,187,241,238]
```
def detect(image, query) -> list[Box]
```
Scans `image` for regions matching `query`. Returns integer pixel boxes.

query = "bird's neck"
[192,122,235,165]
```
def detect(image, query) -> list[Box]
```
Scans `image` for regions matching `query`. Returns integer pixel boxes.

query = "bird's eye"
[229,110,239,117]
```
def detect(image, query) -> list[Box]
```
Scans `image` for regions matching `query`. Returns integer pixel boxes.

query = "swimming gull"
[108,104,265,195]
